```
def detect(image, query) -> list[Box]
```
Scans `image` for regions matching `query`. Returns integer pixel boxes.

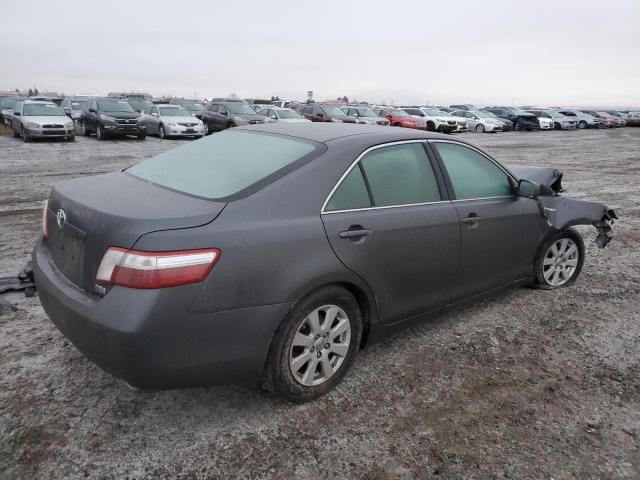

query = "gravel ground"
[0,128,639,480]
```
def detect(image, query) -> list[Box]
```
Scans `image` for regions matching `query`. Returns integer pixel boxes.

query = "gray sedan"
[142,104,205,139]
[33,124,616,401]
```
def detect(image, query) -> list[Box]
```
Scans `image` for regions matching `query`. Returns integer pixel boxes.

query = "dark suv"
[81,98,146,140]
[201,101,266,133]
[483,107,539,131]
[299,105,356,123]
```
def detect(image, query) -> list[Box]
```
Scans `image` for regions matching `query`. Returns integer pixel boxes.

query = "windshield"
[128,130,318,200]
[356,108,377,117]
[422,108,447,116]
[159,106,191,117]
[71,101,86,110]
[23,103,66,116]
[182,103,203,112]
[227,103,257,115]
[545,110,563,118]
[1,98,19,109]
[390,109,410,117]
[322,106,347,117]
[128,99,152,111]
[277,109,302,119]
[479,111,499,119]
[510,108,530,115]
[99,100,136,113]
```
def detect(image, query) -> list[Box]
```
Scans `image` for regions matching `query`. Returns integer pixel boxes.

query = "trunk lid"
[45,171,225,292]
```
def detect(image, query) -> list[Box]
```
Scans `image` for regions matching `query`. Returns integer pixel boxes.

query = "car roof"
[235,122,456,144]
[23,100,56,105]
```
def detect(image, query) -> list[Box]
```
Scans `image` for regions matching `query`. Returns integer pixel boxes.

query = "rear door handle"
[339,229,373,239]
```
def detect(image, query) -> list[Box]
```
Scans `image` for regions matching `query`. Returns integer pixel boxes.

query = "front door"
[321,141,461,324]
[431,141,547,299]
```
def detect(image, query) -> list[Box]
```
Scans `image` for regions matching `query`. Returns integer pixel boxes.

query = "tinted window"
[434,143,512,200]
[98,100,135,113]
[360,143,441,207]
[128,130,317,200]
[206,103,217,112]
[325,166,371,212]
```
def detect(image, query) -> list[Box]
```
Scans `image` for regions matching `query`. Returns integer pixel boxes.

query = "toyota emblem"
[56,209,66,229]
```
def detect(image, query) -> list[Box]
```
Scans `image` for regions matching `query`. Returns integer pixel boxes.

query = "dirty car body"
[32,124,616,394]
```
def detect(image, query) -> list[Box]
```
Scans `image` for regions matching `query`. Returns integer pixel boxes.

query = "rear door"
[431,140,546,299]
[321,141,461,324]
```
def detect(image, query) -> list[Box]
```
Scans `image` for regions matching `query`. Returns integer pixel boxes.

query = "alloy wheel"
[542,238,579,287]
[289,305,351,387]
[159,125,165,139]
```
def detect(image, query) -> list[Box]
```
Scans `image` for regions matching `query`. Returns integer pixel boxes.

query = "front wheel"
[137,134,146,140]
[96,124,105,140]
[159,124,166,139]
[264,286,362,402]
[578,120,587,129]
[513,120,521,131]
[532,229,584,289]
[476,123,485,133]
[22,127,31,142]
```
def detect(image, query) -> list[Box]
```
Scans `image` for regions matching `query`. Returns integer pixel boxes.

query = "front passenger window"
[434,142,512,200]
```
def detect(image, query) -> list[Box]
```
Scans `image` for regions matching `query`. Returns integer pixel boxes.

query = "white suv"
[400,107,463,133]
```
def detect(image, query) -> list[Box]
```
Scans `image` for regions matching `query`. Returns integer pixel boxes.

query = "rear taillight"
[42,200,49,239]
[96,247,220,289]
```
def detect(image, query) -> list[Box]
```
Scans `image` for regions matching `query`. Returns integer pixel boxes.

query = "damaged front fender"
[536,196,618,248]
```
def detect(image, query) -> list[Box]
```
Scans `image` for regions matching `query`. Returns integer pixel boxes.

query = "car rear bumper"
[32,240,293,389]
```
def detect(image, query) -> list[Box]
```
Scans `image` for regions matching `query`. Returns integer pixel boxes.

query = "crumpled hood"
[506,165,563,193]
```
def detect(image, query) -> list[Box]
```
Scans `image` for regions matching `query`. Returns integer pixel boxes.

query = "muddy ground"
[0,128,638,480]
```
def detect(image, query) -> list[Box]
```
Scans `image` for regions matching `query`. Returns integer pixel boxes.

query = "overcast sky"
[2,0,639,107]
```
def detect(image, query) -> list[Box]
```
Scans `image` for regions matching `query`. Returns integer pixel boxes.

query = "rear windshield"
[127,130,319,200]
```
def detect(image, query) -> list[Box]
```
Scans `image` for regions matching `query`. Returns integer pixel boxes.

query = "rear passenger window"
[325,166,371,212]
[360,143,441,207]
[434,142,512,200]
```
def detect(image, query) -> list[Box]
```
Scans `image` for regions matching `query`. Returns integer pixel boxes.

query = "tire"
[159,124,166,139]
[67,136,75,142]
[137,134,146,140]
[554,122,561,130]
[513,120,521,131]
[81,121,90,136]
[12,127,20,138]
[96,124,105,140]
[427,121,435,132]
[532,229,584,290]
[578,120,587,129]
[226,122,234,129]
[264,286,363,402]
[476,123,485,133]
[22,127,31,142]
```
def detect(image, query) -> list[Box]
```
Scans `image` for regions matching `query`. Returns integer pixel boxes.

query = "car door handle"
[461,215,482,224]
[339,228,373,239]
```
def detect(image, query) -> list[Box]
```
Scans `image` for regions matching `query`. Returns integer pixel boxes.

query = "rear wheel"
[533,229,584,289]
[264,286,362,402]
[578,120,587,129]
[426,121,436,132]
[476,123,485,133]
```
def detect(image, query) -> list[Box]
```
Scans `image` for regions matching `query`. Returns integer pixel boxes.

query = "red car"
[374,107,427,129]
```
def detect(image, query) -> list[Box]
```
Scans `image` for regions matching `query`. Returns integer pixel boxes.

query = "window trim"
[320,139,447,215]
[429,139,517,202]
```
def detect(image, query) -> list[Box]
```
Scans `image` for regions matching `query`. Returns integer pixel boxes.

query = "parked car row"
[1,92,635,142]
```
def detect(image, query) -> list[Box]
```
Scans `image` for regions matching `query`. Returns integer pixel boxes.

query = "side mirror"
[151,112,159,117]
[270,115,277,120]
[89,108,96,113]
[220,111,227,116]
[14,112,21,116]
[317,113,324,118]
[517,179,540,198]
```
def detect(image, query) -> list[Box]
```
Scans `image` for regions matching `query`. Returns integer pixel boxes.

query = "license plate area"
[51,222,87,287]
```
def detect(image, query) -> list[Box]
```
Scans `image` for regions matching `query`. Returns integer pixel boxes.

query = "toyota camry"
[33,124,616,401]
